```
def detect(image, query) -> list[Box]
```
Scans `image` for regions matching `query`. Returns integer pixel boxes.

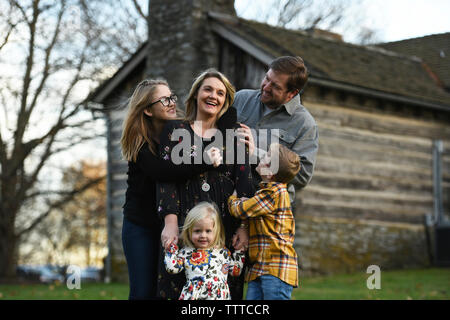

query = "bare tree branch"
[14,0,39,147]
[28,2,66,117]
[10,0,31,26]
[1,0,146,278]
[0,130,5,172]
[131,0,147,20]
[3,37,90,181]
[0,22,15,51]
[16,175,105,238]
[50,134,105,156]
[277,0,310,28]
[237,0,378,44]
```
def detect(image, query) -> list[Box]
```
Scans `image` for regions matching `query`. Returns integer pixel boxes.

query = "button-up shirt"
[228,181,298,287]
[232,89,319,202]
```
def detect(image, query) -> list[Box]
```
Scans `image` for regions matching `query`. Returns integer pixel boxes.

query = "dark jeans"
[122,217,160,300]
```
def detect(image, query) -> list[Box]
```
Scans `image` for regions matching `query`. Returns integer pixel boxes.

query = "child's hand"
[232,189,237,197]
[167,242,179,253]
[206,147,222,167]
[232,227,249,251]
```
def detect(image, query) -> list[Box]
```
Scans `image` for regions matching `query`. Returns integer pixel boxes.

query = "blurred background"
[0,0,449,288]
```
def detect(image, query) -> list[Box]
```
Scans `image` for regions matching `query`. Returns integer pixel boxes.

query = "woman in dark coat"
[156,69,255,300]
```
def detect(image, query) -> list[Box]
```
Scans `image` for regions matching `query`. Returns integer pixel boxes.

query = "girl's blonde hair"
[184,68,235,123]
[180,202,225,249]
[120,79,170,162]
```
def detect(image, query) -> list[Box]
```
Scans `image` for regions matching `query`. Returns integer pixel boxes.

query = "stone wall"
[146,0,235,100]
[295,215,431,276]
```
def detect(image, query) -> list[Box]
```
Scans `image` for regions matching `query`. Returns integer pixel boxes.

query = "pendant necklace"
[201,172,210,192]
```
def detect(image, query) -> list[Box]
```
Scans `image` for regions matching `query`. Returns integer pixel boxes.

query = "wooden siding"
[298,98,450,224]
[108,108,128,219]
[219,39,266,90]
[219,41,450,226]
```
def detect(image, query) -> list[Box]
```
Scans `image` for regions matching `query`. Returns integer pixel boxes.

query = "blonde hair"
[120,79,170,162]
[184,68,235,123]
[180,202,225,249]
[270,143,301,183]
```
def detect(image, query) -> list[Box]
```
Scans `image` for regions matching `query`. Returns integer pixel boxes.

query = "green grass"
[0,282,128,300]
[0,268,448,300]
[292,268,450,300]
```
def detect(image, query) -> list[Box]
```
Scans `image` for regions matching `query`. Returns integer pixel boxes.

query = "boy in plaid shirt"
[228,143,301,300]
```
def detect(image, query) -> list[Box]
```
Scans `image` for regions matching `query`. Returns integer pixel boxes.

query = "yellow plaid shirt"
[228,181,298,287]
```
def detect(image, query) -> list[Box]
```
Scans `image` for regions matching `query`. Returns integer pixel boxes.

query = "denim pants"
[246,275,293,300]
[122,217,160,300]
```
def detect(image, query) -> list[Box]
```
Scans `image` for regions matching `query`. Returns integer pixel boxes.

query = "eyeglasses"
[149,94,177,107]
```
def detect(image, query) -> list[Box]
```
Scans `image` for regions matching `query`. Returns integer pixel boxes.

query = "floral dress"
[156,119,255,300]
[164,244,245,300]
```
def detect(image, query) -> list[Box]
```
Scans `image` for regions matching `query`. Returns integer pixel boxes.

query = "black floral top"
[157,119,255,242]
[156,118,255,300]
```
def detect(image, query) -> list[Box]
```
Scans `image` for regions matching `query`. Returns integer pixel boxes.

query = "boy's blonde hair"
[180,202,225,249]
[269,143,301,183]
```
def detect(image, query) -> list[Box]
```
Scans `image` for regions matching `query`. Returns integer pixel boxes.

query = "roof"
[379,32,450,90]
[209,13,450,109]
[89,13,450,111]
[87,42,148,104]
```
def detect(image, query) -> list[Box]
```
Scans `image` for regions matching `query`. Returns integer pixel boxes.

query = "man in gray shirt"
[234,56,319,205]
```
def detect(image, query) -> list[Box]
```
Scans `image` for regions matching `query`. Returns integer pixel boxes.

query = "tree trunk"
[0,225,18,280]
[0,175,20,280]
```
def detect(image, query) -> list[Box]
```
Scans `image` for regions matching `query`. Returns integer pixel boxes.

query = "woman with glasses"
[120,79,211,300]
[156,69,255,300]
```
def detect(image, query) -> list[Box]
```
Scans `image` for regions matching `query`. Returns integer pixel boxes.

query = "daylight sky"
[235,0,450,43]
[363,0,450,41]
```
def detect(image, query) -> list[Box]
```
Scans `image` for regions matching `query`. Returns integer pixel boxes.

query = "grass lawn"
[0,268,448,300]
[292,267,449,300]
[0,282,128,300]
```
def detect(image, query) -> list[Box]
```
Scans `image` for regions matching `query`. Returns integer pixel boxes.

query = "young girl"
[164,202,245,300]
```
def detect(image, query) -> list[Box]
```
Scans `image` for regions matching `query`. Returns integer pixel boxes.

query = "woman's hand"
[237,123,255,156]
[206,147,223,167]
[232,225,249,251]
[161,214,179,250]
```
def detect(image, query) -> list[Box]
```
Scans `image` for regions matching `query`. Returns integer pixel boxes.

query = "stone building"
[88,0,450,281]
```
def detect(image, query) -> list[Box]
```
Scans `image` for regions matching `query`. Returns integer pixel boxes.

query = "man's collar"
[258,91,300,116]
[283,94,300,115]
[258,181,286,188]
